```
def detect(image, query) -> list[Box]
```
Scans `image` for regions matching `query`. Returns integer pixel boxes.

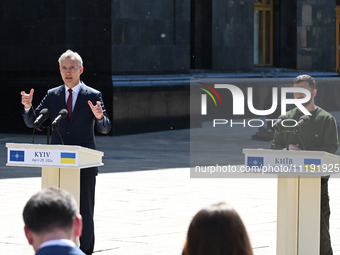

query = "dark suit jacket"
[23,82,111,147]
[22,82,111,174]
[36,245,85,255]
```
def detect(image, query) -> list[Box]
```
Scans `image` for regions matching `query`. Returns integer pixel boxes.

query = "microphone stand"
[286,132,289,151]
[32,125,51,144]
[283,128,306,151]
[32,128,36,144]
[32,123,44,144]
[52,123,64,145]
[295,126,306,150]
[46,126,50,144]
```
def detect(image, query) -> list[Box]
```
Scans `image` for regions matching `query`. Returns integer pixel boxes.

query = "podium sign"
[6,143,104,211]
[243,149,340,255]
[7,143,103,169]
[8,148,79,167]
[244,148,340,175]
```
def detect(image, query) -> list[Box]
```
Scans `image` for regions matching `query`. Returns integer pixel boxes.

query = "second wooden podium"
[6,143,104,211]
[243,148,340,255]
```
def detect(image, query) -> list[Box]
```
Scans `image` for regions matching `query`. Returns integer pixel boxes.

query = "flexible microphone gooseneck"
[52,109,68,145]
[32,108,50,144]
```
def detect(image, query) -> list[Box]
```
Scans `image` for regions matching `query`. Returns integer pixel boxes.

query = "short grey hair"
[293,74,316,90]
[58,49,83,67]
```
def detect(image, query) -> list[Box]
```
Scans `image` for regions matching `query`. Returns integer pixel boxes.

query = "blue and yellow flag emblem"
[304,158,321,171]
[60,152,76,164]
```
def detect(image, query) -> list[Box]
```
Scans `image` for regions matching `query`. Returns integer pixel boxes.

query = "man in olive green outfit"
[271,74,338,255]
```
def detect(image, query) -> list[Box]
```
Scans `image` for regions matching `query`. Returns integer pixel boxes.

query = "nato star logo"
[10,150,25,162]
[247,157,264,168]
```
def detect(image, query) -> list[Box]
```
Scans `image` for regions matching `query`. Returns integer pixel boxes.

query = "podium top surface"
[6,143,104,168]
[6,143,103,156]
[243,148,337,159]
[243,148,340,175]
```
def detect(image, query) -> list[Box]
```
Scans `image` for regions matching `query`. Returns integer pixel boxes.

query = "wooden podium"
[243,149,340,255]
[6,143,104,211]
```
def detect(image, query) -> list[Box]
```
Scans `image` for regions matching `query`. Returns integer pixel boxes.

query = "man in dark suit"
[21,50,111,255]
[23,187,85,255]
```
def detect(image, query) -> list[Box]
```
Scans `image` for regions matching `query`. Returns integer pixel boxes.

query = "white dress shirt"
[65,82,81,111]
[24,82,82,113]
[39,239,76,249]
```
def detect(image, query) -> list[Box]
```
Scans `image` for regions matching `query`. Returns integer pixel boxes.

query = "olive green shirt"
[270,107,338,154]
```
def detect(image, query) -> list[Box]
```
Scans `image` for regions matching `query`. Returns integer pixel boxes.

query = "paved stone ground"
[1,121,340,254]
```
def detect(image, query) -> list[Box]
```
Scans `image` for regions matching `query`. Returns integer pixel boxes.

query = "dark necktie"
[67,88,72,119]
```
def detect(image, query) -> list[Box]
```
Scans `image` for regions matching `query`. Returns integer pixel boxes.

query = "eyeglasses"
[60,66,80,72]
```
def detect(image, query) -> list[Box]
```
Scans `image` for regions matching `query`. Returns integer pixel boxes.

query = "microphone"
[34,108,49,126]
[296,115,310,127]
[52,109,68,127]
[293,115,310,134]
[272,115,288,133]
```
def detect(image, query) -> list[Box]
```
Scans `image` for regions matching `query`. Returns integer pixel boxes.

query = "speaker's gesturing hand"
[21,89,34,109]
[88,101,104,120]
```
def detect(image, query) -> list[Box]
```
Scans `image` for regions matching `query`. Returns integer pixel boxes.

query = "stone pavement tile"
[2,168,340,254]
[94,169,340,255]
[0,177,41,254]
[329,178,340,254]
[93,168,278,255]
[0,168,278,255]
[2,120,340,255]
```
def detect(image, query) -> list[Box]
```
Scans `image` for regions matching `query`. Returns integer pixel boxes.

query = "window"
[336,6,340,73]
[254,0,273,66]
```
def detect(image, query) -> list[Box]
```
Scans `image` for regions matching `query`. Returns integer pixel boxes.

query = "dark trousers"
[79,168,96,255]
[320,180,332,255]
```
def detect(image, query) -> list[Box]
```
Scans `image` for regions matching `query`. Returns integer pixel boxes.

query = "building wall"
[0,0,112,73]
[0,0,113,134]
[1,1,337,74]
[111,0,191,73]
[275,0,297,68]
[0,1,339,135]
[112,78,190,135]
[190,0,212,69]
[211,0,254,70]
[296,0,336,71]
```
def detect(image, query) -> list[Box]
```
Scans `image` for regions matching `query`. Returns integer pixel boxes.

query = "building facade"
[0,0,339,134]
